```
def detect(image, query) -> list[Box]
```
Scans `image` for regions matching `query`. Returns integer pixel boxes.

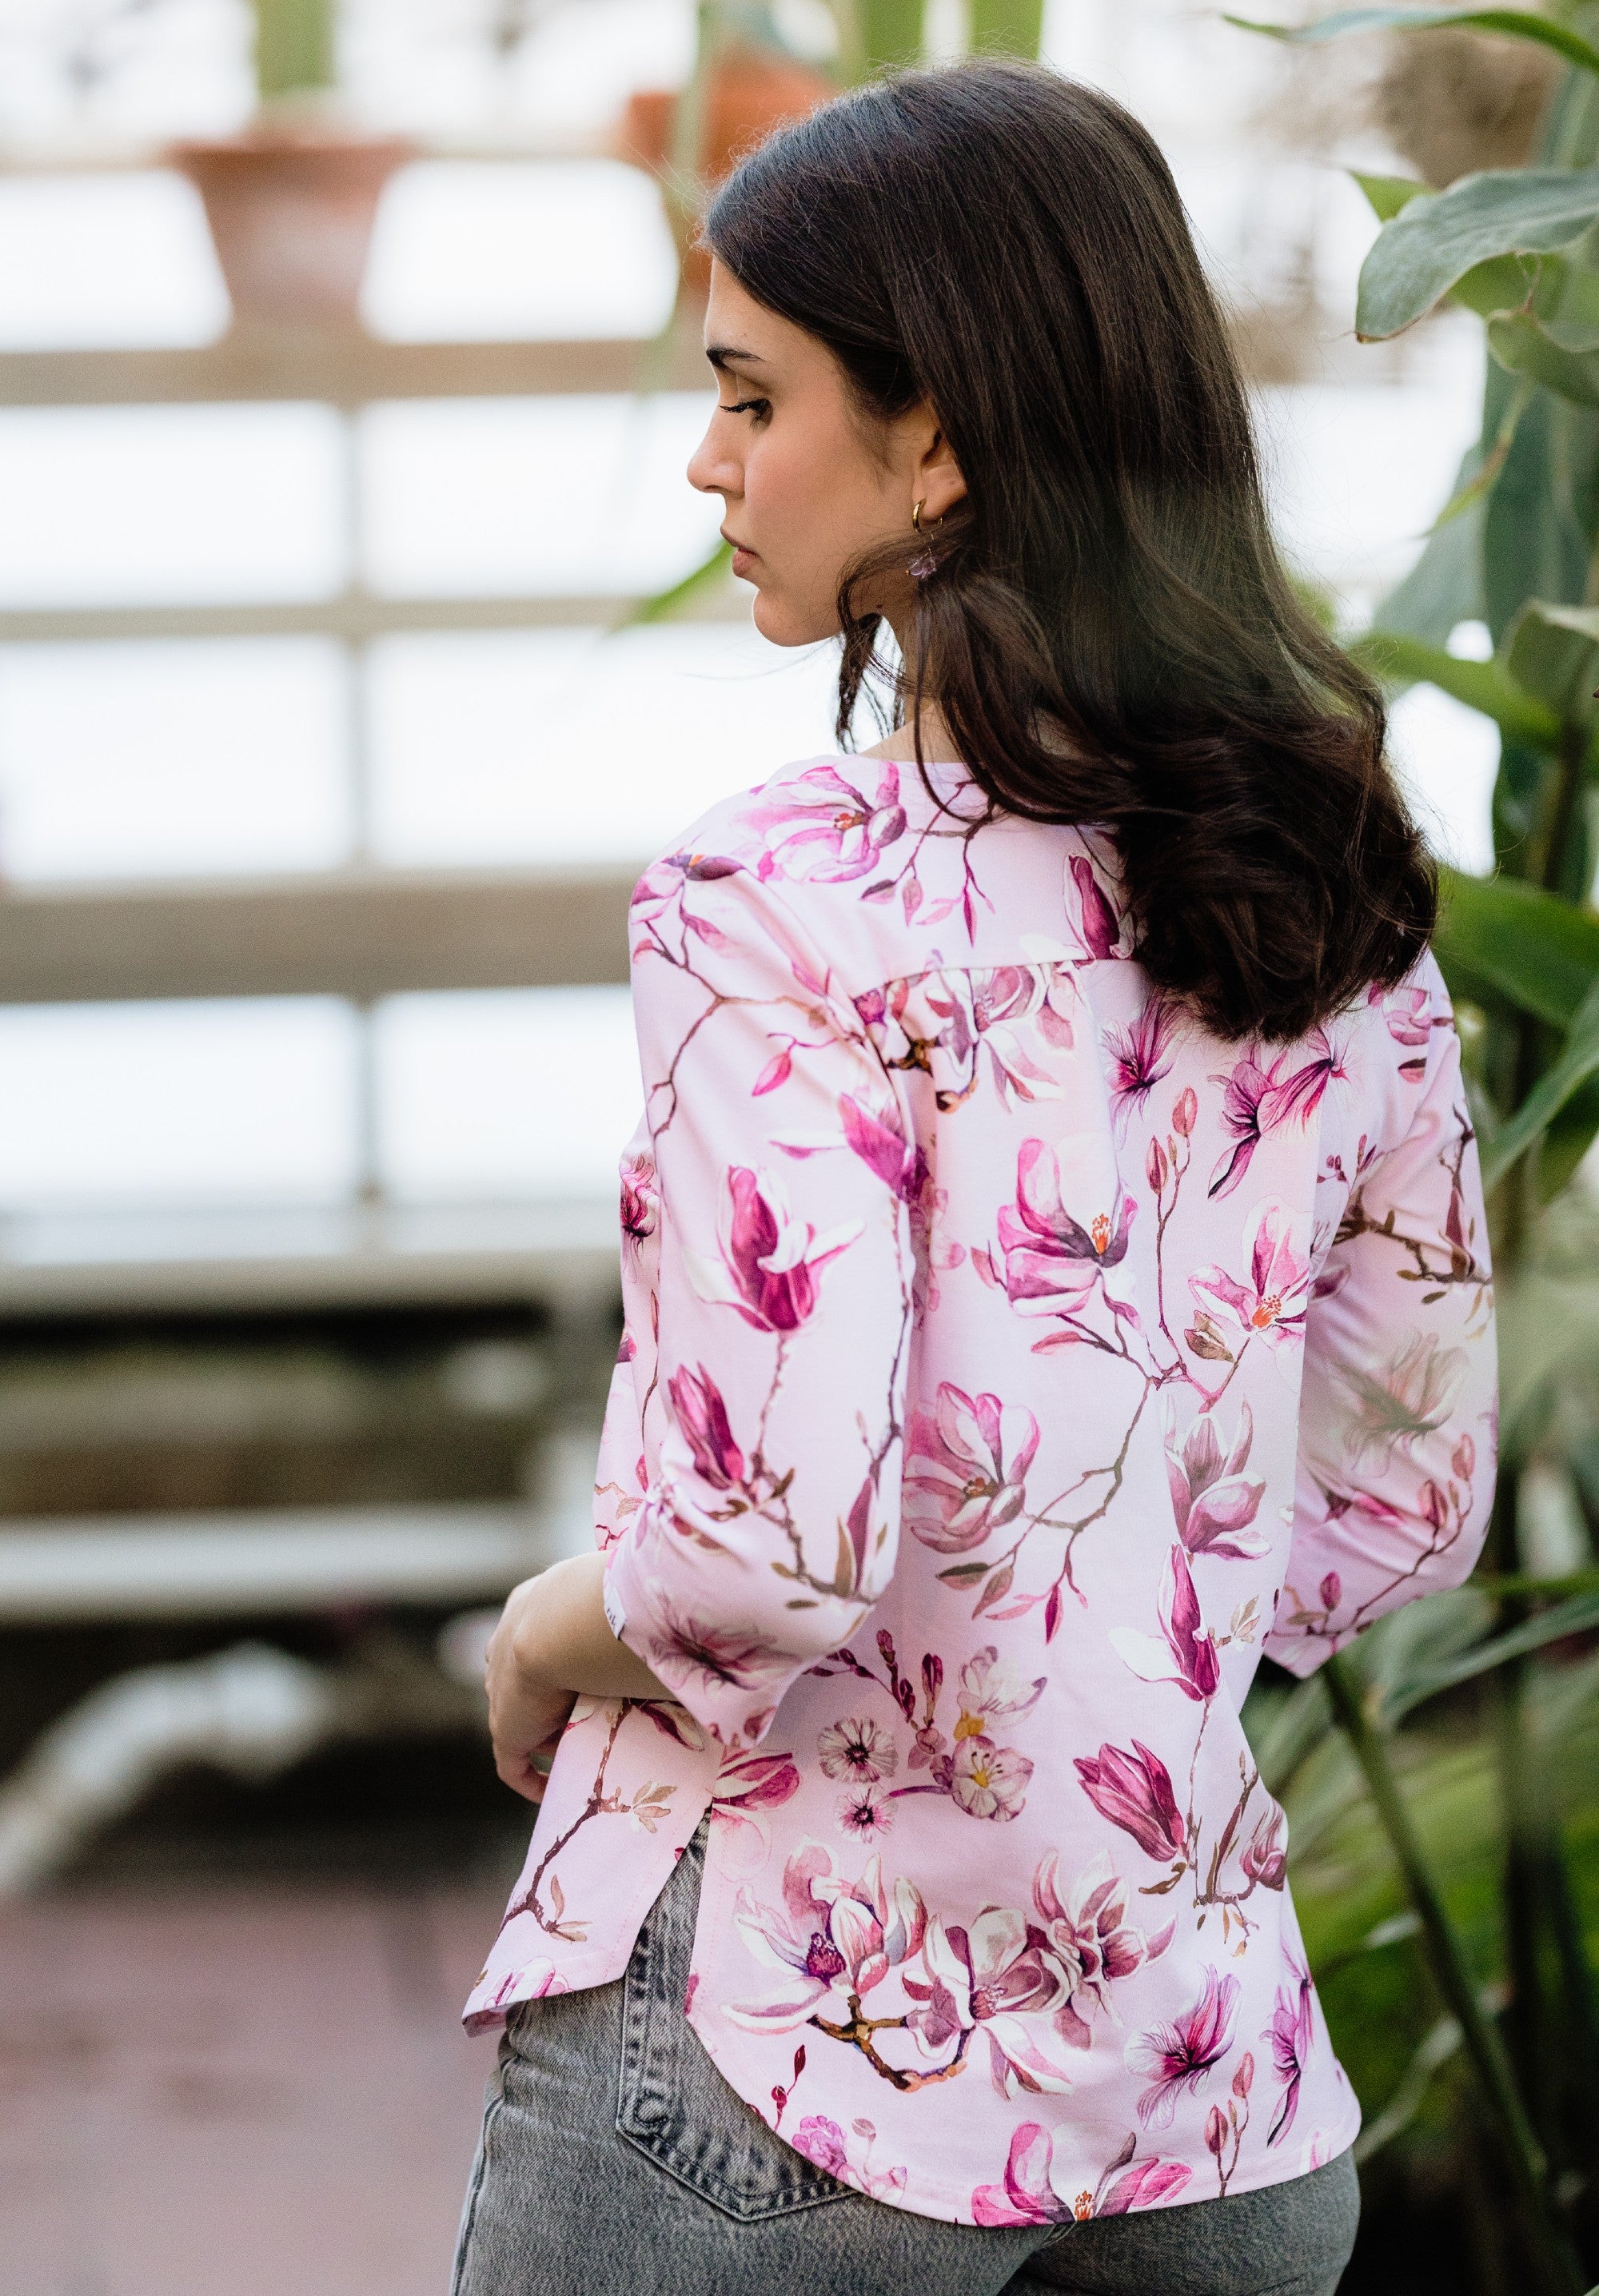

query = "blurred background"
[0,2,1570,2293]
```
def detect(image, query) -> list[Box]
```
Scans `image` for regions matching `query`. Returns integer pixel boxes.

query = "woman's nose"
[687,425,739,499]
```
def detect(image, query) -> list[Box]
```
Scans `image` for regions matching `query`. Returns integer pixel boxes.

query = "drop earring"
[909,497,943,582]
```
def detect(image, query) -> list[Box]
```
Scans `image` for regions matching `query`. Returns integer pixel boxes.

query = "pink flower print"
[668,1365,745,1491]
[1265,1952,1316,2144]
[1074,1740,1186,1865]
[728,1846,925,2031]
[619,1152,657,1254]
[792,2115,849,2178]
[1032,1850,1172,2048]
[1262,1029,1347,1131]
[971,2123,1075,2226]
[712,1749,800,1816]
[903,1385,1040,1554]
[1065,852,1127,961]
[997,1136,1137,1317]
[1110,1545,1222,1704]
[688,1165,862,1333]
[1338,1329,1468,1469]
[948,1735,1034,1821]
[972,2123,1191,2227]
[1240,1804,1287,1892]
[644,1603,783,1701]
[1164,1399,1269,1561]
[955,1645,1047,1736]
[838,1094,928,1205]
[1210,1038,1346,1198]
[744,761,907,884]
[1105,1001,1177,1138]
[1207,1051,1277,1200]
[907,1909,1078,2095]
[1127,1963,1240,2127]
[837,1786,896,1840]
[1378,983,1433,1079]
[1189,1198,1312,1357]
[817,1716,899,1784]
[954,966,1077,1107]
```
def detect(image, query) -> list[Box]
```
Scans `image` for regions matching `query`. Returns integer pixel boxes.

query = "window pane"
[363,161,676,343]
[0,999,360,1204]
[359,392,720,596]
[0,170,229,350]
[0,640,353,880]
[366,623,839,866]
[0,405,350,607]
[377,987,638,1200]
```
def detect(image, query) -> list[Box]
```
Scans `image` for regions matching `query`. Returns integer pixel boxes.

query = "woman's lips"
[723,532,758,580]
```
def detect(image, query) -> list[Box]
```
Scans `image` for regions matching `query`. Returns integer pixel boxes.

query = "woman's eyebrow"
[705,345,768,373]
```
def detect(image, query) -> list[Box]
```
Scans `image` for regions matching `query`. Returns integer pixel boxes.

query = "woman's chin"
[751,591,835,649]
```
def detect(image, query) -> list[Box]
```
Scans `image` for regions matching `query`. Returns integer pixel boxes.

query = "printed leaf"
[938,1560,991,1587]
[1354,169,1599,341]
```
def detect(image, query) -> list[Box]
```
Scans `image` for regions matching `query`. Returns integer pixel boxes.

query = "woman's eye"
[720,397,770,421]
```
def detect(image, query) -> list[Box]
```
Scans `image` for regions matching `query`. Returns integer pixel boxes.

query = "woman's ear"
[915,424,967,524]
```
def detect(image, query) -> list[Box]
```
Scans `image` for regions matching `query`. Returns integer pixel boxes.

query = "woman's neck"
[861,702,963,764]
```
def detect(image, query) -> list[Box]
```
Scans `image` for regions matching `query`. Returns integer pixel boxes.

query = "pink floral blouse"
[465,752,1496,2226]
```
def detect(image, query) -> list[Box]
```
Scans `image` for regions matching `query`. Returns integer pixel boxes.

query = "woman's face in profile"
[687,260,962,648]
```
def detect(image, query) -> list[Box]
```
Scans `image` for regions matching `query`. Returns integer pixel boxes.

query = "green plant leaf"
[1433,867,1599,1027]
[1481,975,1599,1186]
[615,539,734,629]
[1385,1585,1599,1720]
[1488,309,1599,407]
[1355,169,1599,342]
[1371,449,1485,642]
[1504,597,1599,721]
[1227,8,1599,81]
[1354,171,1429,223]
[1352,629,1560,746]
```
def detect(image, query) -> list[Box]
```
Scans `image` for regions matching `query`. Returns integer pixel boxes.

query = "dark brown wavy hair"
[705,59,1434,1042]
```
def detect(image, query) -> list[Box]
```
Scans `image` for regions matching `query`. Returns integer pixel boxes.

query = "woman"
[453,60,1494,2296]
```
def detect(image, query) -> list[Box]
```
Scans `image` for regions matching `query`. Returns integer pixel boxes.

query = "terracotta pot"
[617,46,835,297]
[169,127,413,329]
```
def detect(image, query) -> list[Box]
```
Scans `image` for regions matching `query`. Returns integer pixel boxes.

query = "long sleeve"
[602,852,914,1745]
[1263,982,1497,1676]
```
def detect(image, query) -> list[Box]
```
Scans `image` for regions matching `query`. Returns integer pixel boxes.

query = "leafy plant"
[1233,8,1599,2288]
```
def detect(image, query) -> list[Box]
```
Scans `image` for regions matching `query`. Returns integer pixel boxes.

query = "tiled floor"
[0,1880,505,2296]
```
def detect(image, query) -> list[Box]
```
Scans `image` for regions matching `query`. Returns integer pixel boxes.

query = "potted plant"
[168,0,411,331]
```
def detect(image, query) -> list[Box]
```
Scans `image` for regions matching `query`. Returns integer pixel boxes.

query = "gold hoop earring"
[911,499,926,532]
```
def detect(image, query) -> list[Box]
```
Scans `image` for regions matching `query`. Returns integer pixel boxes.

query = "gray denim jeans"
[452,1825,1359,2296]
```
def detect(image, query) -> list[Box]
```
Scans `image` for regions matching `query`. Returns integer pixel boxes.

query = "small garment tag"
[601,1571,628,1642]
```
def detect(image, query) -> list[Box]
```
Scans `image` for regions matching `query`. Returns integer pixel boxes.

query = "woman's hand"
[484,1573,579,1804]
[482,1554,676,1804]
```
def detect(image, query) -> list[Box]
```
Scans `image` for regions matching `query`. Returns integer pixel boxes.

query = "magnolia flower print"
[688,1164,862,1333]
[903,1384,1040,1554]
[619,1152,657,1254]
[1208,1032,1347,1201]
[1031,1849,1174,2047]
[1127,1963,1240,2127]
[1075,1738,1187,1866]
[743,761,907,884]
[995,1135,1137,1321]
[1110,1545,1222,1704]
[1336,1329,1468,1470]
[1164,1397,1269,1561]
[905,1908,1080,2096]
[1105,1000,1178,1138]
[971,2122,1191,2226]
[1265,1951,1316,2145]
[727,1843,927,2032]
[1188,1199,1312,1366]
[668,1363,745,1492]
